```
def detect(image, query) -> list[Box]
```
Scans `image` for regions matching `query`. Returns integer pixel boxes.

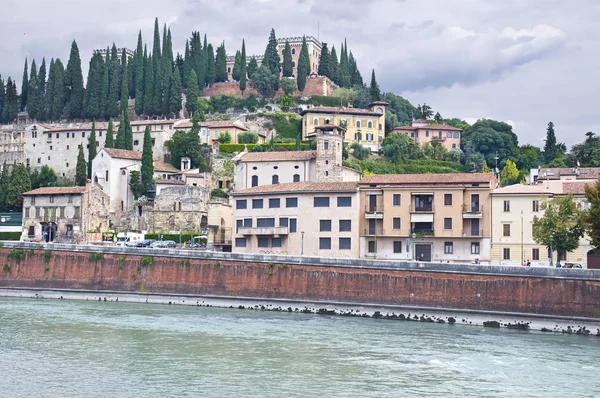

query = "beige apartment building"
[388,120,462,151]
[357,173,496,263]
[301,102,388,152]
[490,181,593,267]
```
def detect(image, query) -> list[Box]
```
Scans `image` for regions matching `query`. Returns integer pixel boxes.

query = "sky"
[1,0,599,148]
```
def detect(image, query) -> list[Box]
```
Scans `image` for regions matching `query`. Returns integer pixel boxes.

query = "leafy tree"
[369,69,381,101]
[87,121,97,179]
[465,152,485,172]
[317,43,329,77]
[141,126,154,192]
[217,131,232,144]
[584,178,600,251]
[381,134,423,163]
[65,40,84,118]
[570,131,600,167]
[279,94,293,110]
[251,66,277,98]
[238,132,259,144]
[186,69,199,115]
[500,159,520,186]
[264,28,281,75]
[215,43,228,83]
[105,118,114,148]
[232,50,241,81]
[416,103,434,119]
[240,39,247,94]
[4,164,31,211]
[282,41,293,77]
[461,119,519,170]
[169,67,182,116]
[280,78,295,96]
[383,92,417,130]
[20,59,28,111]
[165,117,210,171]
[75,146,87,186]
[31,165,58,189]
[517,144,543,170]
[128,170,145,200]
[0,161,8,209]
[544,121,559,163]
[247,56,258,79]
[351,142,371,160]
[533,195,584,260]
[353,86,372,108]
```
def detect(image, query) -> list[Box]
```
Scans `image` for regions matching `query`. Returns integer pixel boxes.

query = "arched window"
[121,170,126,175]
[313,118,318,125]
[376,108,383,114]
[293,174,300,182]
[367,121,373,128]
[292,48,296,55]
[452,144,457,149]
[453,132,460,138]
[356,121,361,128]
[227,67,231,73]
[447,132,452,138]
[272,175,279,184]
[292,61,295,67]
[251,175,258,187]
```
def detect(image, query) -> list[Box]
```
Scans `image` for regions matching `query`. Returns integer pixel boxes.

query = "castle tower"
[315,124,344,183]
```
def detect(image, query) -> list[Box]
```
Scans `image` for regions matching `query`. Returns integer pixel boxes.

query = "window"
[272,175,279,184]
[73,207,80,218]
[235,238,247,247]
[293,174,300,182]
[320,220,332,232]
[354,132,362,141]
[393,241,402,253]
[368,241,376,253]
[236,219,243,233]
[252,199,263,209]
[31,197,36,205]
[339,220,351,232]
[292,48,295,55]
[503,248,510,260]
[324,141,329,150]
[319,237,331,250]
[271,238,282,248]
[82,132,85,138]
[356,121,361,128]
[444,194,452,206]
[411,132,415,138]
[269,198,280,208]
[447,132,452,138]
[66,145,69,150]
[454,132,460,138]
[286,197,298,207]
[503,224,511,237]
[532,200,540,212]
[313,118,318,125]
[314,197,330,207]
[444,218,452,230]
[258,237,269,248]
[532,248,540,260]
[279,217,288,227]
[337,197,352,207]
[28,225,35,237]
[503,200,510,212]
[392,217,401,230]
[243,218,252,227]
[106,170,109,181]
[439,131,442,139]
[49,195,55,203]
[251,175,258,187]
[236,200,247,209]
[444,242,453,254]
[257,218,275,227]
[68,195,73,203]
[452,144,456,149]
[471,242,480,254]
[290,218,297,233]
[393,194,401,206]
[426,130,429,137]
[339,238,351,250]
[133,140,139,146]
[368,121,373,128]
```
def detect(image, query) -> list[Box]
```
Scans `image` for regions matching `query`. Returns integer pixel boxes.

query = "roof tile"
[360,173,495,185]
[234,181,358,195]
[103,148,142,160]
[300,106,381,117]
[239,150,316,162]
[23,186,87,196]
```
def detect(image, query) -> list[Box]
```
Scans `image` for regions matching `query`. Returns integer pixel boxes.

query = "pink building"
[388,120,462,151]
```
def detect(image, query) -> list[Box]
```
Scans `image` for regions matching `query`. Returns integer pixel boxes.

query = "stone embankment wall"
[1,244,599,319]
[202,77,336,98]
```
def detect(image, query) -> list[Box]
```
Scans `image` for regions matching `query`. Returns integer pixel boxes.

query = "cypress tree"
[151,18,162,114]
[339,40,350,87]
[369,69,381,101]
[0,161,8,209]
[3,78,18,123]
[152,18,161,66]
[215,43,228,83]
[133,31,144,101]
[141,126,154,192]
[75,145,87,186]
[240,39,247,94]
[127,54,134,100]
[183,39,191,88]
[169,67,182,116]
[123,110,133,150]
[84,52,103,118]
[264,28,280,75]
[105,118,114,148]
[36,58,47,120]
[186,70,199,116]
[143,50,154,115]
[0,75,4,123]
[27,59,38,117]
[297,45,308,92]
[544,122,558,163]
[114,110,126,149]
[51,59,65,120]
[282,41,293,77]
[135,45,147,115]
[329,46,339,85]
[247,56,258,79]
[99,51,109,117]
[232,50,241,81]
[349,51,363,86]
[120,49,129,111]
[206,44,215,85]
[175,53,184,88]
[87,121,97,178]
[65,40,84,118]
[300,36,310,75]
[317,43,329,77]
[20,59,28,111]
[45,59,55,120]
[105,44,120,118]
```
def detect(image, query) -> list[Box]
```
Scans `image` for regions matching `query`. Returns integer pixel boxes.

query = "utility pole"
[494,151,500,175]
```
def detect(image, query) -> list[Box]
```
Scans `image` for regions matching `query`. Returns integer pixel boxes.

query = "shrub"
[88,252,103,262]
[3,264,10,273]
[139,256,154,268]
[214,261,222,269]
[8,248,26,264]
[144,233,195,243]
[0,243,3,248]
[43,250,52,264]
[28,249,35,257]
[0,232,21,241]
[211,188,229,199]
[310,95,345,107]
[180,259,191,267]
[217,131,232,144]
[218,143,309,154]
[237,132,259,144]
[119,256,126,270]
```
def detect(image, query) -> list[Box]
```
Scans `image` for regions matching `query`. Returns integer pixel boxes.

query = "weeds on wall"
[139,256,154,268]
[88,252,103,262]
[180,259,191,267]
[3,264,10,273]
[28,249,35,257]
[119,256,126,270]
[214,261,222,269]
[8,248,25,264]
[43,250,52,264]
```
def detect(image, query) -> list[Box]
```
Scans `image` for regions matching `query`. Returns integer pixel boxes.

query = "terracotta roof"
[492,184,553,195]
[153,161,180,173]
[389,124,462,132]
[183,173,205,178]
[173,120,248,131]
[300,106,381,117]
[234,181,359,195]
[130,119,175,126]
[240,150,317,162]
[23,186,87,196]
[561,181,593,195]
[45,123,108,132]
[360,173,495,185]
[103,148,142,160]
[155,179,186,185]
[538,167,600,180]
[370,101,389,106]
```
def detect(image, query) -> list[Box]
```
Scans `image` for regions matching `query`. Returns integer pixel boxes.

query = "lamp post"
[549,235,554,267]
[412,232,416,261]
[301,230,305,256]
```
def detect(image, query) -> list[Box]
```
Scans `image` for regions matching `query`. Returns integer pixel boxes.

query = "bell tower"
[315,124,344,182]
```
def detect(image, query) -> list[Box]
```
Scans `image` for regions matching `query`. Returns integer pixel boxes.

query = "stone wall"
[202,77,337,99]
[1,244,599,319]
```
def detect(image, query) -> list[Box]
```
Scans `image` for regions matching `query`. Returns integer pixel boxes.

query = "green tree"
[65,40,84,118]
[20,59,28,111]
[348,51,363,86]
[297,45,309,92]
[381,133,423,163]
[134,34,145,115]
[280,78,295,96]
[461,119,519,169]
[143,48,154,115]
[169,67,182,116]
[353,86,372,108]
[251,66,277,98]
[83,52,104,118]
[240,39,247,94]
[75,146,87,186]
[205,44,216,85]
[351,142,371,160]
[329,46,339,85]
[232,50,242,81]
[544,121,560,163]
[4,164,31,211]
[533,195,584,260]
[238,132,259,144]
[186,69,199,115]
[128,170,145,200]
[105,44,120,118]
[4,78,20,123]
[0,161,9,209]
[31,165,58,189]
[215,43,228,83]
[120,49,129,111]
[165,118,209,171]
[500,159,520,186]
[264,28,281,75]
[338,40,350,87]
[317,43,329,77]
[141,126,154,192]
[87,121,97,179]
[247,56,258,79]
[369,69,381,101]
[51,59,66,120]
[105,118,114,148]
[217,131,232,144]
[518,144,543,170]
[114,110,132,150]
[584,178,600,251]
[282,41,293,77]
[44,59,55,120]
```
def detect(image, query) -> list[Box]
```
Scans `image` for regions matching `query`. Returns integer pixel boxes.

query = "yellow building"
[301,102,387,152]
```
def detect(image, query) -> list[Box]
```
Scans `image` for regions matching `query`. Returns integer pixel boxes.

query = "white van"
[115,232,145,247]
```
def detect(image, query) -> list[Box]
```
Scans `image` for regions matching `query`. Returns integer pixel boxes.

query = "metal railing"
[410,205,435,213]
[462,229,483,237]
[363,227,384,236]
[364,204,384,213]
[463,204,483,213]
[411,228,434,236]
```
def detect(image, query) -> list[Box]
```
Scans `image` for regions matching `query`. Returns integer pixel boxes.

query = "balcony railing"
[411,228,434,236]
[462,229,483,237]
[365,204,384,213]
[410,205,435,213]
[363,227,384,236]
[463,204,483,213]
[238,226,288,236]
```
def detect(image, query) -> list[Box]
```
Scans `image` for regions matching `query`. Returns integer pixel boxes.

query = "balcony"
[363,227,384,236]
[411,228,434,237]
[463,204,483,219]
[364,204,384,219]
[410,204,434,223]
[462,229,483,237]
[410,204,435,213]
[238,227,288,236]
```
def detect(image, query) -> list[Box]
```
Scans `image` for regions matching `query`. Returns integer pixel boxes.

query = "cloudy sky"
[1,0,599,147]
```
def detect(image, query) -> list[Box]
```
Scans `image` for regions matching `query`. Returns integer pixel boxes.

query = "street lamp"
[549,235,554,267]
[301,230,305,256]
[412,232,416,261]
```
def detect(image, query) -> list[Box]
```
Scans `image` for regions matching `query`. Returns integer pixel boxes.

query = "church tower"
[315,124,344,182]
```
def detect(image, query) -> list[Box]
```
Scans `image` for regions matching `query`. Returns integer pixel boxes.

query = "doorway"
[415,244,432,262]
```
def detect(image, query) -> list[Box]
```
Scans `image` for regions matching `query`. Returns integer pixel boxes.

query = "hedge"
[310,95,345,107]
[144,233,196,243]
[219,143,310,154]
[0,232,21,241]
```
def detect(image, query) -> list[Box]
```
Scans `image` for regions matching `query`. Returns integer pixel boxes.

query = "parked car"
[564,263,583,269]
[136,239,156,247]
[150,241,166,248]
[162,240,177,248]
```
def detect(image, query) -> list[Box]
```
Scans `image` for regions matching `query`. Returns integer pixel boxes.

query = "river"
[0,297,598,397]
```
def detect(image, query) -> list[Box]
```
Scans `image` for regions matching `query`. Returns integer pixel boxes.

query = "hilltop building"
[95,47,134,63]
[388,120,463,151]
